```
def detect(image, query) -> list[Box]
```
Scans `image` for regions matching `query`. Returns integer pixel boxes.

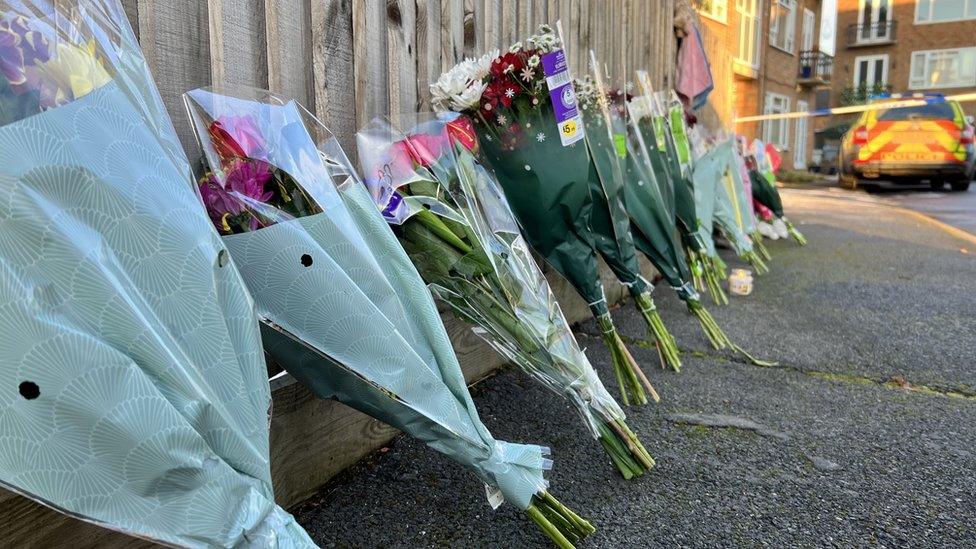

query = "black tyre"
[950,180,971,192]
[839,170,857,190]
[930,180,945,191]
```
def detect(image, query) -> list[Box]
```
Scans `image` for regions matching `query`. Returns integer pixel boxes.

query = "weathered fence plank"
[311,0,357,155]
[136,0,211,158]
[265,0,314,106]
[209,0,268,89]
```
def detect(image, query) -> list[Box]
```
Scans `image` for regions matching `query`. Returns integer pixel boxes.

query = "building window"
[857,0,893,43]
[853,54,889,88]
[815,89,830,110]
[735,0,762,68]
[769,0,797,53]
[909,48,976,89]
[695,0,728,23]
[763,93,791,150]
[916,0,976,24]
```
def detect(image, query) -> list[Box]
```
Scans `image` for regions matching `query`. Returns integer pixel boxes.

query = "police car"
[839,93,975,191]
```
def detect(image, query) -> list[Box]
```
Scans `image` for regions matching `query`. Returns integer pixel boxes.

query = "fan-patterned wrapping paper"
[0,2,313,546]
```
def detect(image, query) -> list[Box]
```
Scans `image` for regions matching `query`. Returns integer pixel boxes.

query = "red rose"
[446,116,478,153]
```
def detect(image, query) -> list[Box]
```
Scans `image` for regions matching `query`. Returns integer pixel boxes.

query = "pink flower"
[401,133,447,167]
[199,176,245,234]
[226,159,274,204]
[198,160,274,233]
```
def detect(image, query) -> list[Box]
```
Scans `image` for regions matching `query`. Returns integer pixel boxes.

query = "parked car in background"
[839,95,975,191]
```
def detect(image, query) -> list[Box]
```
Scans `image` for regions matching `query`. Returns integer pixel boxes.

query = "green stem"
[688,300,732,350]
[538,492,595,536]
[526,505,575,549]
[785,219,807,246]
[634,292,682,372]
[413,208,473,254]
[744,250,768,275]
[752,231,772,261]
[597,313,654,405]
[526,492,595,548]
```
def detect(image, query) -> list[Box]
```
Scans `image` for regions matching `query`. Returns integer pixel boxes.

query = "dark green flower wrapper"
[476,104,657,408]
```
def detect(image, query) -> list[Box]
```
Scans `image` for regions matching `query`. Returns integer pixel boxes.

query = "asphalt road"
[870,187,976,235]
[291,190,976,548]
[802,177,976,234]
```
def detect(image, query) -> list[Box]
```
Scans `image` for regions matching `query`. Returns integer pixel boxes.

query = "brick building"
[694,0,836,170]
[830,0,976,102]
[813,0,976,167]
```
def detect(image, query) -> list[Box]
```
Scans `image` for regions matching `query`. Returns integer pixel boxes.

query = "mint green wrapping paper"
[186,88,553,512]
[0,2,312,546]
[694,139,754,256]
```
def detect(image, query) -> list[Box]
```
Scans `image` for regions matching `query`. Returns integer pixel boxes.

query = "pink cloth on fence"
[675,23,713,111]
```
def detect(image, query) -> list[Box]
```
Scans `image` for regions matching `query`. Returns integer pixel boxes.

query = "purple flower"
[2,16,51,66]
[199,175,245,234]
[0,25,27,86]
[226,159,274,203]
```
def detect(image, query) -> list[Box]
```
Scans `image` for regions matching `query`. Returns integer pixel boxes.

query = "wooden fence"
[125,0,676,159]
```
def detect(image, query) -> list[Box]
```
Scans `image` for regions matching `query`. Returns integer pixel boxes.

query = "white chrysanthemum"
[472,50,499,80]
[509,41,523,53]
[451,81,487,111]
[431,66,469,101]
[527,55,540,68]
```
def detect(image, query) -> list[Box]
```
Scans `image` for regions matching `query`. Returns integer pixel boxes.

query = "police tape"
[733,92,976,124]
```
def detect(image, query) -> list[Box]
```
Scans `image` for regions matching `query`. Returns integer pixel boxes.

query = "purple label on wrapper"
[541,49,584,146]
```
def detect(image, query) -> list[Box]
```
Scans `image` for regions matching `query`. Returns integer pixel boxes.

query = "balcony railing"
[845,20,898,48]
[840,83,892,106]
[797,51,833,85]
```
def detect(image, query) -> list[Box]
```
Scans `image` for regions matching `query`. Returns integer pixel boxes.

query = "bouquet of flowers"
[185,87,593,548]
[739,136,782,241]
[571,59,682,375]
[731,140,773,261]
[631,74,728,306]
[356,114,655,478]
[429,25,658,406]
[692,134,769,274]
[578,65,735,354]
[0,2,313,546]
[750,139,807,245]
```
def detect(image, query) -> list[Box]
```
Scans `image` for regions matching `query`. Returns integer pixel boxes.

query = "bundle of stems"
[635,292,682,372]
[785,219,807,246]
[527,492,597,549]
[596,313,660,406]
[751,231,772,261]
